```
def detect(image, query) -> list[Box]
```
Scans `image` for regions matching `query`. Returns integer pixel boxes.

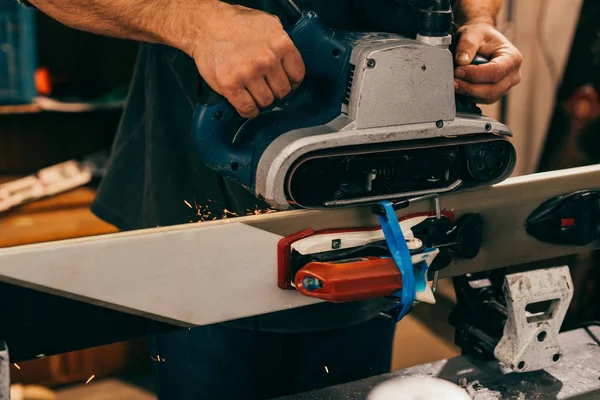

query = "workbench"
[0,179,117,247]
[0,184,139,387]
[279,327,600,399]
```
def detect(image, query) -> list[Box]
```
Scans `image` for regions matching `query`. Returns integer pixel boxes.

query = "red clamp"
[277,210,455,303]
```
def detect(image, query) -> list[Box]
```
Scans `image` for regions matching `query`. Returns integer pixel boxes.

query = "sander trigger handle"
[191,3,351,187]
[471,54,489,65]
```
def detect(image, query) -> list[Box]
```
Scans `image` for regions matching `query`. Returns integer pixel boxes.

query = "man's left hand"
[454,22,523,104]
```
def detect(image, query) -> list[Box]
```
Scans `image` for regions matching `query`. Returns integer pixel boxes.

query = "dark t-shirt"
[91,0,427,332]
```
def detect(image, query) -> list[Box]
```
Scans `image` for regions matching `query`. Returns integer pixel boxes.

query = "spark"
[191,202,215,222]
[86,375,95,384]
[13,363,20,370]
[151,355,166,363]
[324,365,329,373]
[246,205,278,216]
[186,198,278,223]
[222,209,239,218]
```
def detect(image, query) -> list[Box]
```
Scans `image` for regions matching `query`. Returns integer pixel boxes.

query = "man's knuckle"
[222,91,236,103]
[259,50,278,67]
[476,92,493,104]
[248,51,276,75]
[271,31,293,51]
[461,38,477,48]
[265,13,282,27]
[239,64,259,80]
[513,71,522,85]
[281,82,292,97]
[239,103,258,117]
[492,68,505,83]
[516,51,524,66]
[291,63,306,82]
[483,89,497,103]
[469,68,480,81]
[272,82,290,99]
[265,94,275,106]
[258,93,275,108]
[218,76,239,92]
[277,87,291,99]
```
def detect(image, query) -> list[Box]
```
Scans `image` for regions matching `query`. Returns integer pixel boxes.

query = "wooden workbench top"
[0,178,118,248]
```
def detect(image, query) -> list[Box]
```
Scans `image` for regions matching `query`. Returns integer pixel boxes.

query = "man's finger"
[455,72,520,104]
[227,89,260,119]
[265,65,292,99]
[455,28,484,66]
[282,47,306,90]
[455,52,520,84]
[246,78,275,109]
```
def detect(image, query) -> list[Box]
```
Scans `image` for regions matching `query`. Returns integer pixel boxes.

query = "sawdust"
[458,378,502,399]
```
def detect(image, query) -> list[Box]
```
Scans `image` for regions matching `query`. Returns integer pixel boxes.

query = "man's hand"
[453,22,523,104]
[191,3,305,118]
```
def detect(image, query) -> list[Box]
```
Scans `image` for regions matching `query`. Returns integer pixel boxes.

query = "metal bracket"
[372,193,444,293]
[494,266,574,372]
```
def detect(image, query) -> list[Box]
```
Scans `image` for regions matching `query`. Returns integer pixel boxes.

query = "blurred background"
[0,0,599,398]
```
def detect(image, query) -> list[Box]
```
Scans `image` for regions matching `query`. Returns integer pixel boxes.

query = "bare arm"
[25,0,218,58]
[25,0,305,118]
[454,0,502,27]
[452,0,523,104]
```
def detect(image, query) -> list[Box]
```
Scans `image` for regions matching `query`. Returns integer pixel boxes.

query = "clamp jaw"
[278,194,484,322]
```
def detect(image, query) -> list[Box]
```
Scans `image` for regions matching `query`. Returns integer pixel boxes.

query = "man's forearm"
[454,0,502,27]
[25,0,305,118]
[24,0,220,56]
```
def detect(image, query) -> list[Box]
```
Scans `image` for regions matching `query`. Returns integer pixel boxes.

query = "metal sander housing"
[256,35,515,209]
[191,5,516,210]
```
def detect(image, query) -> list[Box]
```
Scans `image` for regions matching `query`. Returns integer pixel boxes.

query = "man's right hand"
[190,2,306,118]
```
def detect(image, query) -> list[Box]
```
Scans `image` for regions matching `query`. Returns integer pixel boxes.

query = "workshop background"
[0,0,598,398]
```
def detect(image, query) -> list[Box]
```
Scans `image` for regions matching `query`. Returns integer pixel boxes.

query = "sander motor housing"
[191,8,516,210]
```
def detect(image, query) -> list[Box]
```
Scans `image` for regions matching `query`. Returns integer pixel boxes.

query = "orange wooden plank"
[0,207,117,247]
[0,176,117,247]
[16,188,99,213]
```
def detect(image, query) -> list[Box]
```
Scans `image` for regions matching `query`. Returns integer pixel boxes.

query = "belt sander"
[191,0,517,210]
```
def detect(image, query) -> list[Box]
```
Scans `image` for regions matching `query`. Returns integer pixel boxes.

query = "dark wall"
[0,11,139,174]
[34,12,139,100]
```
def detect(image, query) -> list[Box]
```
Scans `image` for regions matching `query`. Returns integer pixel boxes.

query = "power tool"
[191,0,517,210]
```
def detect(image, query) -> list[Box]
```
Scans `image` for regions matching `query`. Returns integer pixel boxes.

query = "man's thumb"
[455,28,482,66]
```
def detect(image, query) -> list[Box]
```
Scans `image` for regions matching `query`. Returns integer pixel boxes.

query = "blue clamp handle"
[376,201,416,323]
